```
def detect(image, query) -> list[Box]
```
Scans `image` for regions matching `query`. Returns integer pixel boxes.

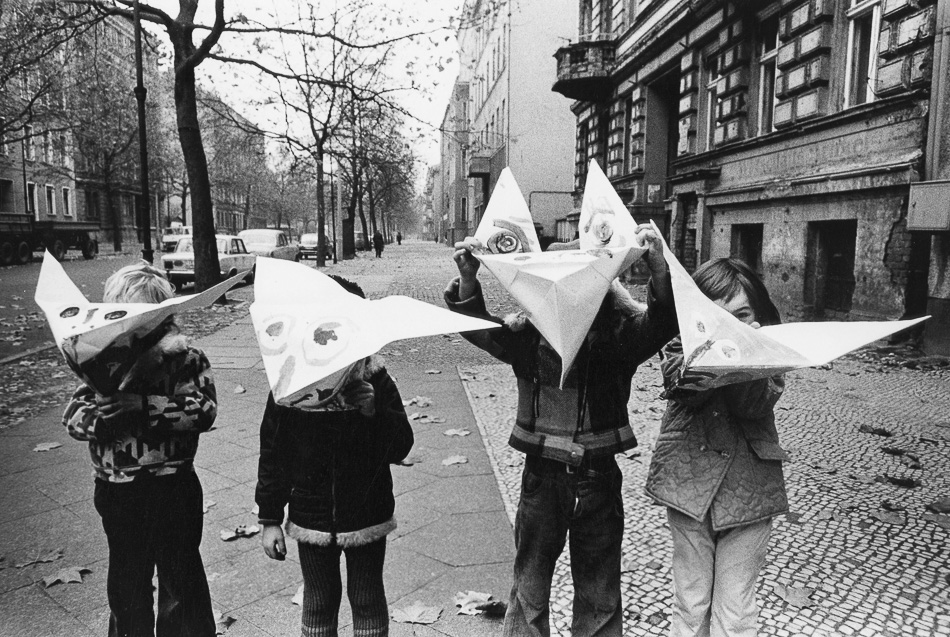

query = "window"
[758,16,779,134]
[85,189,100,220]
[62,188,71,216]
[0,180,14,212]
[623,96,633,173]
[27,182,36,217]
[704,56,721,151]
[24,125,35,160]
[845,0,881,108]
[46,186,56,216]
[461,196,468,221]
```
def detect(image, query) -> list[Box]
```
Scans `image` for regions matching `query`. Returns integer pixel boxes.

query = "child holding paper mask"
[256,276,414,637]
[646,258,787,637]
[62,261,217,637]
[446,224,676,637]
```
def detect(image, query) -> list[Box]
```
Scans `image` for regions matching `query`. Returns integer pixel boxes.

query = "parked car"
[161,234,256,291]
[298,233,333,260]
[161,225,192,253]
[238,229,300,261]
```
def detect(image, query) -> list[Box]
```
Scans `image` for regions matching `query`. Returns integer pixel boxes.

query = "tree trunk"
[316,141,326,267]
[104,182,120,252]
[357,189,369,251]
[368,176,377,236]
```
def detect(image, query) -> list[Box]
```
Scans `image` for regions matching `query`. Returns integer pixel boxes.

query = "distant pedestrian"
[373,230,384,258]
[256,276,414,637]
[396,231,402,245]
[446,226,676,637]
[62,261,217,637]
[645,258,788,637]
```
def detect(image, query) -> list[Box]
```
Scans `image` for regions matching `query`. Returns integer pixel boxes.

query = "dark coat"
[645,338,789,531]
[255,361,413,547]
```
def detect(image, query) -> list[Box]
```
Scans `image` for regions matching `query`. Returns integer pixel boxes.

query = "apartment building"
[553,0,950,352]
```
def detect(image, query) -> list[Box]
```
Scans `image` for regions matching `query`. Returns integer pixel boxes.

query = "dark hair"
[691,258,781,326]
[329,275,366,299]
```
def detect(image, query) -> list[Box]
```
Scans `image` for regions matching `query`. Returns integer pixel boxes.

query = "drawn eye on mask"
[486,219,532,254]
[712,339,741,361]
[302,316,358,366]
[259,314,297,356]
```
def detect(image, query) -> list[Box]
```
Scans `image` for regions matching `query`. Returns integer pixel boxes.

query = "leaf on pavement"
[882,474,920,488]
[408,412,422,420]
[444,428,471,437]
[475,600,507,617]
[403,396,432,408]
[42,566,91,588]
[233,385,246,394]
[16,548,64,568]
[870,510,904,525]
[220,524,260,542]
[203,501,217,514]
[33,442,62,452]
[455,590,493,615]
[292,584,304,606]
[772,582,815,608]
[813,509,834,521]
[442,455,468,466]
[644,611,668,626]
[424,369,442,375]
[881,499,905,512]
[927,497,950,514]
[214,612,237,634]
[922,513,950,530]
[858,424,892,437]
[391,600,442,624]
[398,452,424,466]
[899,453,922,470]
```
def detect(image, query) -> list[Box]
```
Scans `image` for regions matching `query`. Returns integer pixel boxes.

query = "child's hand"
[261,525,286,561]
[452,238,483,282]
[341,380,375,417]
[96,392,143,422]
[634,223,668,277]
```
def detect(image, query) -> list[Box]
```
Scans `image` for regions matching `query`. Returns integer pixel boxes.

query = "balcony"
[552,36,616,102]
[468,155,490,178]
[467,132,505,178]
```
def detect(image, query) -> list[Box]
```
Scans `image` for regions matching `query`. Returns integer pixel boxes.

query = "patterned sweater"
[62,331,217,483]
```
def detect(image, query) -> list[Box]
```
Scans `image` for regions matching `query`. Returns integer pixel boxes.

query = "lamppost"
[133,0,153,263]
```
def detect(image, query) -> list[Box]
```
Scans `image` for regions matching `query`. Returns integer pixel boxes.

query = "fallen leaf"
[220,525,260,541]
[645,560,663,570]
[881,446,905,456]
[251,504,259,515]
[408,412,422,420]
[403,395,432,408]
[785,512,803,524]
[858,424,892,437]
[644,611,667,626]
[214,611,237,634]
[813,510,834,521]
[899,453,922,470]
[927,497,950,514]
[442,455,468,466]
[42,566,91,587]
[424,369,442,375]
[33,442,62,452]
[398,452,424,466]
[882,474,920,489]
[475,600,507,616]
[203,501,217,514]
[881,499,905,512]
[233,385,246,394]
[391,600,441,624]
[455,590,492,615]
[922,513,950,530]
[870,511,904,525]
[16,548,64,568]
[772,582,815,608]
[444,428,471,437]
[292,584,304,605]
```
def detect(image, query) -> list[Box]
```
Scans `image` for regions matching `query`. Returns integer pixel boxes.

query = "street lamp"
[133,0,153,263]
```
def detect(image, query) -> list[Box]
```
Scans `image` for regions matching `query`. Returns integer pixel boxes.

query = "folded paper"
[34,251,247,395]
[656,220,929,390]
[249,257,498,408]
[473,162,646,386]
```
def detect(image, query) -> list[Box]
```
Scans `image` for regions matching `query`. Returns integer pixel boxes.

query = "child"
[256,276,414,637]
[645,258,788,637]
[62,261,217,636]
[446,225,677,637]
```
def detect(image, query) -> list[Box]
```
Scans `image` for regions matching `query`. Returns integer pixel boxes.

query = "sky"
[142,0,464,179]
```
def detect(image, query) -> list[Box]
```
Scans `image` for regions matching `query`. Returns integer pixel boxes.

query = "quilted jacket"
[63,329,217,483]
[645,338,789,531]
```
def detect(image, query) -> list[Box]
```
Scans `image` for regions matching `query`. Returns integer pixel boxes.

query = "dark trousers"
[298,538,389,637]
[94,471,215,637]
[503,456,625,637]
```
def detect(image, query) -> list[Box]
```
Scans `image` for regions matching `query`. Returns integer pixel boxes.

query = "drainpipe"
[925,0,950,181]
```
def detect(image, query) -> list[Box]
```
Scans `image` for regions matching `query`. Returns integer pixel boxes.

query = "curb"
[0,342,56,366]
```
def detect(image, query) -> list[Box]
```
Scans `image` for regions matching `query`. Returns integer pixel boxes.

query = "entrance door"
[804,220,857,318]
[731,223,764,276]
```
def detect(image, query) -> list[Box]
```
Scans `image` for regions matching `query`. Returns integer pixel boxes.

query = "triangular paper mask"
[656,221,929,390]
[34,251,247,395]
[249,258,498,408]
[473,162,646,386]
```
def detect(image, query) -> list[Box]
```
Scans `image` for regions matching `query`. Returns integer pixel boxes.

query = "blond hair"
[103,261,175,304]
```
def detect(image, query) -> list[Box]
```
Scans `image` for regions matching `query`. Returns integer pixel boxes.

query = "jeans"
[503,455,624,637]
[297,538,389,637]
[94,471,215,637]
[666,508,772,637]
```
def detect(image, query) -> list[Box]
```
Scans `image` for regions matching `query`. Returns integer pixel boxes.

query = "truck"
[0,212,100,265]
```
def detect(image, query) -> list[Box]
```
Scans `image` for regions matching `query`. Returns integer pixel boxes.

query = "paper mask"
[249,257,498,408]
[657,221,930,390]
[34,251,247,395]
[472,162,647,387]
[473,168,542,254]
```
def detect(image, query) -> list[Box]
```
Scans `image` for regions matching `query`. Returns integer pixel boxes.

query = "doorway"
[804,220,857,318]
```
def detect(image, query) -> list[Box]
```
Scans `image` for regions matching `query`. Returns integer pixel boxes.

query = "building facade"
[553,0,949,351]
[437,0,578,246]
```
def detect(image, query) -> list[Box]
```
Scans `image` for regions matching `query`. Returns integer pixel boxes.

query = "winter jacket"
[62,329,217,483]
[645,338,789,531]
[255,359,414,547]
[444,276,677,466]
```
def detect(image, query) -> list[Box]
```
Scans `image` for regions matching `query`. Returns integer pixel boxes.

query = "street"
[0,241,948,636]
